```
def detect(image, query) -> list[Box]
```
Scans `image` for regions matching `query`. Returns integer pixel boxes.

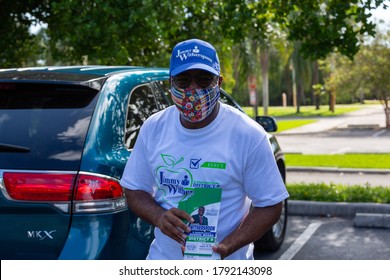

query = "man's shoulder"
[221,103,255,123]
[145,105,177,125]
[220,103,266,134]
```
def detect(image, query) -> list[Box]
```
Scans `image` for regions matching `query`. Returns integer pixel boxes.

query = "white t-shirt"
[120,102,289,260]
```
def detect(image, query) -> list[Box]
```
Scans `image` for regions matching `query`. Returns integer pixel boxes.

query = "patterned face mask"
[171,85,220,123]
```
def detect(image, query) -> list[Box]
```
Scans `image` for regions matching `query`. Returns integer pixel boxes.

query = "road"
[276,105,390,154]
[277,130,390,154]
[286,169,390,187]
[273,105,390,186]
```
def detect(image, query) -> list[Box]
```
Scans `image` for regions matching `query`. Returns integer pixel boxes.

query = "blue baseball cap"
[169,39,220,76]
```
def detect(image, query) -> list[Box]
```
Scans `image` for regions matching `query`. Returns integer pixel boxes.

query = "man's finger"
[169,208,193,232]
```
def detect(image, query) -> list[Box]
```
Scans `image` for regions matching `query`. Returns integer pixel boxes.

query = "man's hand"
[156,207,194,245]
[212,203,283,259]
[212,243,229,260]
[125,189,195,245]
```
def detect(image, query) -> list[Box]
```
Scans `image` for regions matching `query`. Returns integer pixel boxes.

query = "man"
[191,206,208,225]
[121,38,289,260]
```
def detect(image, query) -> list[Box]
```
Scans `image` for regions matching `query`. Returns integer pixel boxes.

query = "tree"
[218,1,287,114]
[273,0,386,60]
[0,0,49,67]
[2,1,386,64]
[1,0,386,114]
[45,0,229,66]
[272,0,386,113]
[290,42,313,112]
[324,30,390,128]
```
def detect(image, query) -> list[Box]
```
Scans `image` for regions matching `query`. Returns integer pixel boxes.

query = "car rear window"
[0,82,99,170]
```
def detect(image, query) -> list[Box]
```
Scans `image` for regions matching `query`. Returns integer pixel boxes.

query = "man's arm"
[124,189,194,245]
[212,202,283,259]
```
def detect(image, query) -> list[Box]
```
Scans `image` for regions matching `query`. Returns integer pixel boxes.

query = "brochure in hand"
[178,186,222,260]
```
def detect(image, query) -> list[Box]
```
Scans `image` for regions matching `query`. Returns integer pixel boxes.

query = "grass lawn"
[241,104,374,132]
[285,153,390,169]
[242,104,362,118]
[276,119,317,132]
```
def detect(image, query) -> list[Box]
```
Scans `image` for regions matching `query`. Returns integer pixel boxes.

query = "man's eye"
[198,77,212,82]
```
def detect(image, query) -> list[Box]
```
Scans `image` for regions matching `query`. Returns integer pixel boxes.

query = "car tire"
[254,198,288,252]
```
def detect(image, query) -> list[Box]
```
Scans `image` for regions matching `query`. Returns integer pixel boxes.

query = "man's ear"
[218,76,223,86]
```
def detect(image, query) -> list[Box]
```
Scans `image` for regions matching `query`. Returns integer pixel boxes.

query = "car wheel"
[254,198,288,252]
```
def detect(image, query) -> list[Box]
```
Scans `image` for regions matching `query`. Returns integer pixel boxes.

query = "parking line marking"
[279,222,322,260]
[331,147,351,154]
[373,129,386,137]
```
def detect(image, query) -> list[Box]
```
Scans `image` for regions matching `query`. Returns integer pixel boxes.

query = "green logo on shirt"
[201,162,226,169]
[155,154,194,203]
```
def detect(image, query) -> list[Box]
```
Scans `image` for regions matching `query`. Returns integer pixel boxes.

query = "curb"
[275,126,388,136]
[288,200,390,228]
[354,213,390,228]
[287,166,390,175]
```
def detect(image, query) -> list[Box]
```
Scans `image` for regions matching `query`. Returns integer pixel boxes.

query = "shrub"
[287,183,390,204]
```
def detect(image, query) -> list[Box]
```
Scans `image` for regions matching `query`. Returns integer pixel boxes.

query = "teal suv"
[0,66,287,259]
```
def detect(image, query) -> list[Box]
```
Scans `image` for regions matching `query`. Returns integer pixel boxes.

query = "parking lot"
[255,215,390,260]
[259,105,390,260]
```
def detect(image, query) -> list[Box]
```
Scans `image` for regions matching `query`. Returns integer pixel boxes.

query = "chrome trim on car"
[74,197,127,213]
[0,170,11,201]
[77,171,121,182]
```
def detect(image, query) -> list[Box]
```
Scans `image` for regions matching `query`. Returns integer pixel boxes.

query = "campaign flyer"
[178,187,222,260]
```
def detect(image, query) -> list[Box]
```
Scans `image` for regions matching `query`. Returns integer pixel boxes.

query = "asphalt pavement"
[277,104,387,136]
[275,105,390,227]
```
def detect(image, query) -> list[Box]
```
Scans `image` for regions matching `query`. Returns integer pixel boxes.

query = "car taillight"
[73,173,127,213]
[2,172,127,213]
[3,172,75,201]
[74,174,123,200]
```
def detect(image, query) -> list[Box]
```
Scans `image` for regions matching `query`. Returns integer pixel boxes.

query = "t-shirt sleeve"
[120,127,155,195]
[243,135,289,207]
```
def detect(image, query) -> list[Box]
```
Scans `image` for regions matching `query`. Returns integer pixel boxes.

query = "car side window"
[125,84,159,150]
[154,80,172,108]
[219,90,240,109]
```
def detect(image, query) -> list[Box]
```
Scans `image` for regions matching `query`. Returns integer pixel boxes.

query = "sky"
[368,1,389,28]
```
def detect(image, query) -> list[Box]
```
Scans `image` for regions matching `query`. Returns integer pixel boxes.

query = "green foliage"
[285,153,390,169]
[0,0,49,67]
[2,0,387,114]
[47,0,182,65]
[287,183,390,203]
[45,0,244,66]
[2,1,384,65]
[273,0,385,59]
[323,29,390,127]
